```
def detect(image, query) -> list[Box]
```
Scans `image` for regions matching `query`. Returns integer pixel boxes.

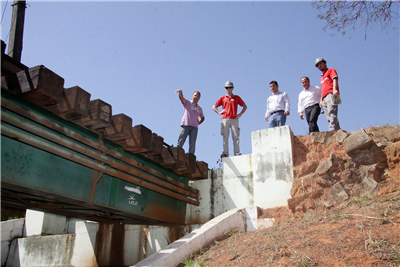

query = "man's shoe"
[220,153,228,158]
[235,153,242,156]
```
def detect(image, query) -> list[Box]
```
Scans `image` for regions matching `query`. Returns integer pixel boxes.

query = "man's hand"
[299,112,304,120]
[176,89,185,104]
[284,111,290,116]
[220,109,227,115]
[333,88,339,97]
[264,116,269,122]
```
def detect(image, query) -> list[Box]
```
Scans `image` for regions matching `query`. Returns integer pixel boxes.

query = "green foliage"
[7,216,25,221]
[180,253,207,267]
[228,230,242,239]
[312,0,400,40]
[297,255,314,267]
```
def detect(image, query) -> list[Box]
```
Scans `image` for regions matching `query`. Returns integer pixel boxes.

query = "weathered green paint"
[1,92,188,224]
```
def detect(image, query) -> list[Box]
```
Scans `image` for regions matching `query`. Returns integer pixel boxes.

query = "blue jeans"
[177,125,198,154]
[268,111,286,128]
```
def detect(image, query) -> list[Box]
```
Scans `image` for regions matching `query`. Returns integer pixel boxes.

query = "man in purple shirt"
[176,89,205,155]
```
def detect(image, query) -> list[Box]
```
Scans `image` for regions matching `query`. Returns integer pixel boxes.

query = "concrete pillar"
[24,210,67,236]
[251,126,294,208]
[216,154,254,213]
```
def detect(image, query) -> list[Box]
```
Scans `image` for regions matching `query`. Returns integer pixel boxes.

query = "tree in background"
[312,0,399,40]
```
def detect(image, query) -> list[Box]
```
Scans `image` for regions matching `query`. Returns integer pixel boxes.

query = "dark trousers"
[305,103,321,133]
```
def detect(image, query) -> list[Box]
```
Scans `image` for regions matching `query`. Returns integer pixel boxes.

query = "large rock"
[328,182,349,204]
[343,129,375,154]
[384,142,400,181]
[315,153,345,175]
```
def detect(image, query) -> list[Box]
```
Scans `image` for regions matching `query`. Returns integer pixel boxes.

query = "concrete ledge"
[1,219,25,266]
[134,207,274,267]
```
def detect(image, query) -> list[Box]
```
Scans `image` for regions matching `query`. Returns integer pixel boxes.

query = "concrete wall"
[186,155,254,225]
[135,207,274,267]
[1,219,25,266]
[4,211,202,267]
[25,209,68,236]
[3,126,294,266]
[186,126,294,224]
[251,126,294,208]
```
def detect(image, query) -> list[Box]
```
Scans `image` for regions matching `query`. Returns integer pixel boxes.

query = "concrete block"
[201,223,219,244]
[67,218,88,234]
[24,210,67,237]
[6,235,77,267]
[251,126,294,209]
[70,221,99,267]
[147,226,168,255]
[185,173,214,225]
[244,207,262,231]
[1,219,25,266]
[135,208,246,267]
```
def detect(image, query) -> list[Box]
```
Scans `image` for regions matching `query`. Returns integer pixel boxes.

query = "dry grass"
[179,181,400,267]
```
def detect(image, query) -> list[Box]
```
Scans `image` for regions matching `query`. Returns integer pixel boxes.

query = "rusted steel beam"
[88,170,104,206]
[1,111,199,200]
[1,124,199,206]
[1,96,199,195]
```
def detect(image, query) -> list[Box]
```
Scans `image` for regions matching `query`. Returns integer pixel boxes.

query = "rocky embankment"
[288,125,400,214]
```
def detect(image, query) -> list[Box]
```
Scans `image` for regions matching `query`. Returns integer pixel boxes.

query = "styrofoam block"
[1,219,24,242]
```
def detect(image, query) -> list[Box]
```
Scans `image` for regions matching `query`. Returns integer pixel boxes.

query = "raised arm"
[175,89,186,104]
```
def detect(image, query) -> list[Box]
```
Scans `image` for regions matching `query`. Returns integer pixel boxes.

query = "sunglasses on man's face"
[225,87,233,89]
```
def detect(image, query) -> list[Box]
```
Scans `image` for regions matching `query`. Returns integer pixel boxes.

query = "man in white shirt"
[298,76,322,133]
[264,81,290,128]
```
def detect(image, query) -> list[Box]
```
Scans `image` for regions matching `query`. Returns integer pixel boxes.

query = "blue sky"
[1,1,399,168]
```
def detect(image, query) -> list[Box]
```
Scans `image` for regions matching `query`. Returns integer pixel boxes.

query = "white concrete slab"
[24,210,67,237]
[251,126,294,208]
[1,219,24,266]
[133,208,247,267]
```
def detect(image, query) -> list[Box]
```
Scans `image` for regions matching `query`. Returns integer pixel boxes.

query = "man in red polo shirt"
[212,81,247,158]
[315,58,341,131]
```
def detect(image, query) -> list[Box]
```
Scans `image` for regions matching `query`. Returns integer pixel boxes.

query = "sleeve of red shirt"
[236,96,245,106]
[329,68,338,79]
[214,96,223,107]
